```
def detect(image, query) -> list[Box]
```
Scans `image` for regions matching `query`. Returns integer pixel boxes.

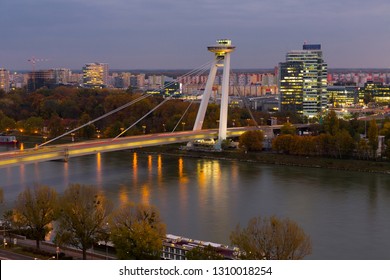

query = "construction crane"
[27,56,48,92]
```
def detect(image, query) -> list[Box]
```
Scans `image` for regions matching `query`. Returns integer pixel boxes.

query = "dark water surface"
[1,146,390,259]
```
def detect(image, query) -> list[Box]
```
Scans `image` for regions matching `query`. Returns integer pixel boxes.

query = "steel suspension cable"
[113,97,172,139]
[38,59,216,147]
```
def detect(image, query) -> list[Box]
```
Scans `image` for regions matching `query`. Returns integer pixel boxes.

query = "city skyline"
[1,0,390,70]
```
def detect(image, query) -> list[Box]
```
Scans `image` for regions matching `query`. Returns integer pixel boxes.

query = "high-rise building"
[52,68,72,84]
[279,44,328,117]
[279,61,304,114]
[27,70,56,92]
[82,63,109,88]
[0,68,10,92]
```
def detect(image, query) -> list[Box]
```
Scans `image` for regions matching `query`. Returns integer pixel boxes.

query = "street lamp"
[43,135,48,143]
[71,133,75,142]
[142,125,146,134]
[56,246,60,260]
[232,119,236,127]
[181,122,186,131]
[162,123,166,132]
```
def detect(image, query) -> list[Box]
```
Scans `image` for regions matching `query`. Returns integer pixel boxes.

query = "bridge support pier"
[192,39,236,150]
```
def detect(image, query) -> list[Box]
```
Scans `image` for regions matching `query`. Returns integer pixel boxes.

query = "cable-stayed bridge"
[0,127,260,168]
[0,39,309,169]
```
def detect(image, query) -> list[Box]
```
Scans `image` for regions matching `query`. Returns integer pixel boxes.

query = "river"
[1,144,390,259]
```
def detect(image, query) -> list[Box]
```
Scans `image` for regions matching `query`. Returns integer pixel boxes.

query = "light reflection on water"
[1,146,390,259]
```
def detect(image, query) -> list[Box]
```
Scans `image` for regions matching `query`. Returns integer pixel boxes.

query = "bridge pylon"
[192,39,236,149]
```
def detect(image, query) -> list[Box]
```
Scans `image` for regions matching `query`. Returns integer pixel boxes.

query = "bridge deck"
[0,128,251,168]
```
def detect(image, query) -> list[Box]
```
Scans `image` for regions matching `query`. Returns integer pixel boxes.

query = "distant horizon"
[7,67,390,74]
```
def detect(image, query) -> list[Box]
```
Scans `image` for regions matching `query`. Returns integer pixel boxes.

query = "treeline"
[272,112,386,160]
[238,110,390,160]
[0,87,276,139]
[2,184,312,260]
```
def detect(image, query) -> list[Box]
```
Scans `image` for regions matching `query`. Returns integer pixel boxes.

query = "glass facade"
[279,44,328,117]
[279,61,304,114]
[327,86,358,107]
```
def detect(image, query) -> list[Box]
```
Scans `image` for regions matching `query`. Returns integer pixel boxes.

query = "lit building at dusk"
[0,68,10,92]
[358,81,390,105]
[278,61,304,114]
[82,62,109,88]
[327,86,358,108]
[279,44,328,117]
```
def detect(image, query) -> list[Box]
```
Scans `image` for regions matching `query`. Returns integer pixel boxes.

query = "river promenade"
[0,234,116,260]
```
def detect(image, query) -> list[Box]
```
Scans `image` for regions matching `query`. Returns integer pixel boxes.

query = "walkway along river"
[1,146,390,259]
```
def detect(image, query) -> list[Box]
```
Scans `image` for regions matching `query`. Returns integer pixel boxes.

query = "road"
[0,249,36,260]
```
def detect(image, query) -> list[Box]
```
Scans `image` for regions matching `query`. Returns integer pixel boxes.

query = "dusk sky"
[1,0,390,70]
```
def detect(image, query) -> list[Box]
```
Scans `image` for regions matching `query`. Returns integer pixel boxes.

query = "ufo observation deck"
[207,39,236,54]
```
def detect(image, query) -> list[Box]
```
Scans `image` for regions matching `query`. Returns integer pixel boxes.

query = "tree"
[55,184,112,259]
[24,116,44,134]
[379,121,390,141]
[0,112,16,132]
[367,119,378,158]
[13,185,58,249]
[323,110,340,136]
[230,215,312,260]
[280,122,296,135]
[109,202,166,260]
[78,113,96,139]
[334,130,355,158]
[47,113,65,137]
[239,130,264,152]
[272,134,294,154]
[185,245,225,260]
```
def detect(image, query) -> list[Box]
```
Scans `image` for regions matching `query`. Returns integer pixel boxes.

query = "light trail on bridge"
[0,127,258,168]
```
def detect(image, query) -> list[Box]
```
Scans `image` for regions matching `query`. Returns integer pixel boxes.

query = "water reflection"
[96,153,102,188]
[178,157,188,185]
[132,152,138,187]
[141,183,150,205]
[1,149,390,259]
[19,164,25,188]
[63,161,69,187]
[118,185,129,206]
[157,154,162,186]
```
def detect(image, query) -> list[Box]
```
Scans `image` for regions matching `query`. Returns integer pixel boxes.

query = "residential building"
[52,68,72,84]
[0,68,10,92]
[82,63,109,88]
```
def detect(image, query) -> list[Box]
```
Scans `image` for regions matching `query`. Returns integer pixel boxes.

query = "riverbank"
[11,135,390,174]
[139,144,390,174]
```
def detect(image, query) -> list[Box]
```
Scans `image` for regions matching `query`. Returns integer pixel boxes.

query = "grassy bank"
[139,144,390,174]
